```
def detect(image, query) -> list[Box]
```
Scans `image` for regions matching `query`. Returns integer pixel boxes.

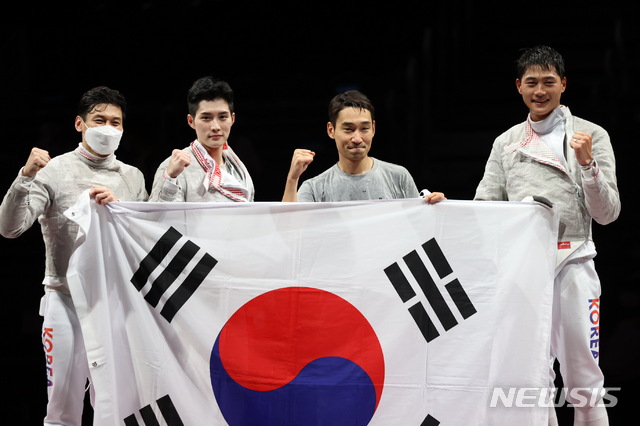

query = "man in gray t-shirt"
[282,90,445,203]
[296,157,419,202]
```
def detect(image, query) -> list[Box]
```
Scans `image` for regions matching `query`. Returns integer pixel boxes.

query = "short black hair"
[187,76,234,116]
[78,86,127,120]
[327,90,375,126]
[516,45,566,80]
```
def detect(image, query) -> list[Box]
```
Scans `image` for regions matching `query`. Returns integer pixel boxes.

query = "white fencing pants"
[41,290,91,426]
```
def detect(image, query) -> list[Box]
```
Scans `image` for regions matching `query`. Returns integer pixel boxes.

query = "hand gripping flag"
[65,196,557,425]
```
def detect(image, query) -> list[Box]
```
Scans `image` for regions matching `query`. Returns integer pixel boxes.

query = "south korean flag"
[66,196,556,426]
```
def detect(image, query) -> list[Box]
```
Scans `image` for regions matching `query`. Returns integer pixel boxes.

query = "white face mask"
[83,122,123,155]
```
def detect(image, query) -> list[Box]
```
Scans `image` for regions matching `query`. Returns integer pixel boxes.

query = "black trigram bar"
[161,252,217,322]
[140,404,160,426]
[124,415,137,426]
[404,250,458,332]
[422,238,452,279]
[131,227,183,291]
[408,302,439,342]
[385,261,441,343]
[445,278,477,319]
[157,394,185,426]
[421,414,440,426]
[123,394,184,426]
[384,262,417,303]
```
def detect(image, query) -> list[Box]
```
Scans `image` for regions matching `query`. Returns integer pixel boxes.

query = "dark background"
[1,1,638,424]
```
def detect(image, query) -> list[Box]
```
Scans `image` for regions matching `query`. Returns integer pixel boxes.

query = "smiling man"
[149,76,254,202]
[282,90,445,203]
[474,45,620,426]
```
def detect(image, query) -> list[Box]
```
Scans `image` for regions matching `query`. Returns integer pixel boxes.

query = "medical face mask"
[84,122,123,155]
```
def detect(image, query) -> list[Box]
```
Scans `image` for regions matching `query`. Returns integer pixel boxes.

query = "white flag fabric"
[65,196,557,426]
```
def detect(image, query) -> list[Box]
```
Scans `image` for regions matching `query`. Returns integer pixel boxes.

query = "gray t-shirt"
[297,157,420,202]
